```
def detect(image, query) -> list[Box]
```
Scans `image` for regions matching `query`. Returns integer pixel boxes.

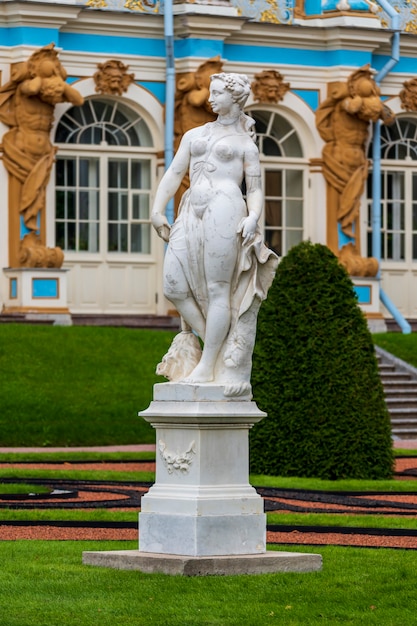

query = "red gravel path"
[1,456,417,547]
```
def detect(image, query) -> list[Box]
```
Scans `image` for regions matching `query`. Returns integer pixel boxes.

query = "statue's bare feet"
[182,362,214,384]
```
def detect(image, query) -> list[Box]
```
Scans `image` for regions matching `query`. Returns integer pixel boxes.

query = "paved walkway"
[0,439,415,454]
[0,445,155,453]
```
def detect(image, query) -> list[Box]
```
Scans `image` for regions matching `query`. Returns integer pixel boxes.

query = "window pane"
[132,160,151,189]
[109,160,128,189]
[56,222,65,249]
[286,200,303,228]
[265,200,281,228]
[79,223,90,251]
[265,171,282,196]
[413,205,417,231]
[285,170,302,197]
[67,191,76,220]
[79,222,99,253]
[80,159,99,187]
[56,191,65,219]
[67,222,76,251]
[286,229,303,253]
[413,234,417,260]
[108,224,119,251]
[120,223,128,252]
[79,191,89,220]
[131,223,151,253]
[265,229,281,255]
[79,191,99,220]
[108,193,119,221]
[132,194,150,219]
[262,137,281,157]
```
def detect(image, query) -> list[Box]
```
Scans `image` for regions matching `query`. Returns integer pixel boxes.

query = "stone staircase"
[376,346,417,439]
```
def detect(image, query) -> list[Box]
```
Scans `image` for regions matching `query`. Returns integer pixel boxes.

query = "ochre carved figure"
[251,69,290,104]
[93,59,135,96]
[400,77,417,111]
[0,43,84,267]
[316,64,394,276]
[152,73,278,396]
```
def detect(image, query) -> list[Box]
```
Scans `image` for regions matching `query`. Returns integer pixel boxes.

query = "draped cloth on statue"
[166,188,278,394]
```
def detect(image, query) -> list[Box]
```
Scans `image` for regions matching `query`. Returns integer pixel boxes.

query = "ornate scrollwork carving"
[251,70,290,104]
[93,60,135,96]
[158,440,196,475]
[19,232,64,269]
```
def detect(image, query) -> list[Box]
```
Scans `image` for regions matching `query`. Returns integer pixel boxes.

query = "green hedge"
[250,241,394,480]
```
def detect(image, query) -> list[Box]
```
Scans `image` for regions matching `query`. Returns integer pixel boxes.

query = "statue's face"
[209,78,234,115]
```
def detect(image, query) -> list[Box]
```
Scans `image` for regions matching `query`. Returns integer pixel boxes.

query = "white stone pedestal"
[83,382,322,575]
[139,383,266,556]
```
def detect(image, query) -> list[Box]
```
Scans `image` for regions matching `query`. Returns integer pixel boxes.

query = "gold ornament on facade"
[93,60,135,96]
[124,0,160,12]
[400,77,417,111]
[316,64,395,277]
[0,43,84,268]
[86,0,108,7]
[251,70,290,104]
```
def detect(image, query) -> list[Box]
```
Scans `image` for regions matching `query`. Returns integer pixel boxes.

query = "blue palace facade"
[1,0,417,327]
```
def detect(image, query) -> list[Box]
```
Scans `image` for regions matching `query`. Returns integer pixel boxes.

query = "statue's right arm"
[151,133,191,240]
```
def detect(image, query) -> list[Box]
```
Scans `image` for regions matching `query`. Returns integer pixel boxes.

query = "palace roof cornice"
[227,22,394,53]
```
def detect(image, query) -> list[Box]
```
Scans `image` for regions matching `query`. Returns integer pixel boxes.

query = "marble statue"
[152,72,278,397]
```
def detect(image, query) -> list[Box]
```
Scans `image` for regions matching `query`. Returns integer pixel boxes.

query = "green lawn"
[0,324,175,446]
[0,542,416,625]
[0,325,415,447]
[374,332,417,368]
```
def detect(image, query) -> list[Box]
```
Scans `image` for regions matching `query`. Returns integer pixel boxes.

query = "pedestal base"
[139,512,266,556]
[82,550,322,576]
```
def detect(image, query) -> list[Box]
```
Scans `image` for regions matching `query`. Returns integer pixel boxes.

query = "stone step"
[379,372,413,382]
[392,427,417,438]
[386,397,417,409]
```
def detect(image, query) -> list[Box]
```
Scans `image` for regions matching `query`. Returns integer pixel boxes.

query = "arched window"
[54,98,154,254]
[367,117,417,262]
[250,110,304,256]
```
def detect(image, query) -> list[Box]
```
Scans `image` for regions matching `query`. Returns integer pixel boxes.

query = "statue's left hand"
[237,214,257,246]
[151,213,171,242]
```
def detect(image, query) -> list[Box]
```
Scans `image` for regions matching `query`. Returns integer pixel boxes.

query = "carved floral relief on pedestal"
[0,43,84,268]
[316,64,395,277]
[251,70,290,104]
[158,440,196,475]
[93,60,135,96]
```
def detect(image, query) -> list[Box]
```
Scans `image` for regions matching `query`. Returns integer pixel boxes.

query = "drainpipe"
[371,1,411,332]
[163,0,175,226]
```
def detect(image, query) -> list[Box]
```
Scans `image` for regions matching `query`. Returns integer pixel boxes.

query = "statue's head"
[210,73,251,108]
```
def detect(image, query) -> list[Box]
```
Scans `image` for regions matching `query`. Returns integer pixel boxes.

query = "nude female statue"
[152,73,278,396]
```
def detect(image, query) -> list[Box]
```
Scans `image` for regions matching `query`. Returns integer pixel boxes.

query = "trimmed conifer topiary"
[250,240,394,480]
